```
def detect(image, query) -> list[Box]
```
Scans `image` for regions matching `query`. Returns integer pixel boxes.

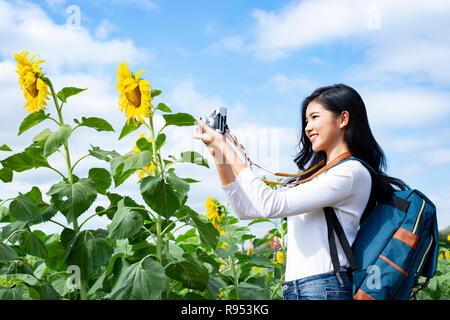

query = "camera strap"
[224,131,353,186]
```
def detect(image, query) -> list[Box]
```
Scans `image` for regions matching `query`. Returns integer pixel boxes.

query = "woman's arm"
[194,119,370,220]
[218,140,247,177]
[236,161,370,219]
[213,148,237,187]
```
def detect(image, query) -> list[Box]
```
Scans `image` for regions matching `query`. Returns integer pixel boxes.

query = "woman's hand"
[193,118,226,154]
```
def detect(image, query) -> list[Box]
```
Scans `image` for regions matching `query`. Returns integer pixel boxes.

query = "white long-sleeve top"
[222,159,372,281]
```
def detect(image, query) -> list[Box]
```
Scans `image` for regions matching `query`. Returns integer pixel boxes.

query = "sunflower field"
[0,53,448,301]
[0,52,287,300]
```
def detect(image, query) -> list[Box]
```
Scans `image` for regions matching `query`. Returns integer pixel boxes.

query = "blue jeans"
[282,272,352,300]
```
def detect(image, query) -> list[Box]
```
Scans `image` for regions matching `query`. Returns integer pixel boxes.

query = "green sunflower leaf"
[43,124,72,157]
[0,283,31,300]
[179,205,219,248]
[88,168,112,195]
[0,167,13,183]
[17,229,48,258]
[140,173,189,219]
[9,194,43,224]
[151,90,162,98]
[136,137,152,152]
[155,102,171,112]
[165,252,209,290]
[0,243,19,262]
[0,141,49,172]
[0,206,11,223]
[119,120,141,140]
[237,282,266,300]
[0,144,12,151]
[110,150,152,187]
[106,256,167,300]
[32,128,52,142]
[57,87,87,103]
[18,110,50,136]
[64,229,113,280]
[155,133,166,151]
[88,146,121,163]
[162,112,196,127]
[76,117,115,132]
[0,274,40,287]
[179,151,209,168]
[46,178,97,224]
[106,199,143,239]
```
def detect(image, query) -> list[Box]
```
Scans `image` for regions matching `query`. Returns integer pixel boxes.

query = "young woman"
[193,84,408,300]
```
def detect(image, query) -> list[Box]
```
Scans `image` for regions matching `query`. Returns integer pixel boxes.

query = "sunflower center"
[26,78,39,98]
[125,86,142,108]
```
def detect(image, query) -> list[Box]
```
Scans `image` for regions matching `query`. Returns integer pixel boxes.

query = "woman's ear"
[339,110,349,129]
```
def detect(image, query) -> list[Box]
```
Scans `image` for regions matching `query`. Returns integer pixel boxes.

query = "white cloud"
[362,86,450,128]
[421,148,450,166]
[269,73,317,94]
[46,0,66,8]
[126,0,157,11]
[105,0,157,11]
[249,0,365,60]
[164,80,225,118]
[204,21,219,35]
[428,189,450,229]
[94,19,118,40]
[209,36,246,54]
[45,0,157,11]
[213,0,450,85]
[0,0,149,73]
[381,136,441,154]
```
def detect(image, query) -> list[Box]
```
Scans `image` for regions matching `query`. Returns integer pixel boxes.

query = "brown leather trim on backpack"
[379,254,409,277]
[393,227,419,250]
[353,289,376,300]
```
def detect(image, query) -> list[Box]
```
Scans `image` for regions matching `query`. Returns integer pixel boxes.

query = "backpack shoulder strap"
[324,207,359,271]
[333,157,378,175]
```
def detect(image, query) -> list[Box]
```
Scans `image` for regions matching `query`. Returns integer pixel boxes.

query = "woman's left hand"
[193,118,226,150]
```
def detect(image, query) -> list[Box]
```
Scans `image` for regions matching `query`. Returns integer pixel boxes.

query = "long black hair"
[287,84,409,222]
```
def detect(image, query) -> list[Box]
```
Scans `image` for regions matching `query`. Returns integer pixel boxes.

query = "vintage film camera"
[199,107,228,134]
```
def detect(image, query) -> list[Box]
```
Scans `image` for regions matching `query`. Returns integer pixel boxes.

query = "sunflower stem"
[224,208,240,299]
[71,153,90,172]
[148,115,163,265]
[48,79,85,300]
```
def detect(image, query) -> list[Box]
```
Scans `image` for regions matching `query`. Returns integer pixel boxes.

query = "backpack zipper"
[412,199,426,234]
[415,235,433,277]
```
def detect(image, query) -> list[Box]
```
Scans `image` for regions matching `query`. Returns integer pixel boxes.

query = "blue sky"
[0,0,449,236]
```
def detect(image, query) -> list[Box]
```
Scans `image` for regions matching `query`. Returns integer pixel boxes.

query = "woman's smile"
[309,133,319,143]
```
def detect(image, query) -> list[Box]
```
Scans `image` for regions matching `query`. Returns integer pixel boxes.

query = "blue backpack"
[324,158,439,300]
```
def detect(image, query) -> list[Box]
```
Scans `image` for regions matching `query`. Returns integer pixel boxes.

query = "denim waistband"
[282,271,349,290]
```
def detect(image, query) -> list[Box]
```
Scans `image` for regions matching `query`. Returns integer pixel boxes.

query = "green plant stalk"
[48,80,86,300]
[48,81,77,228]
[4,229,25,244]
[148,114,163,265]
[224,210,240,299]
[269,218,287,300]
[229,255,240,299]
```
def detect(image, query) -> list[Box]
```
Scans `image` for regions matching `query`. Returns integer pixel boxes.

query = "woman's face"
[304,101,346,153]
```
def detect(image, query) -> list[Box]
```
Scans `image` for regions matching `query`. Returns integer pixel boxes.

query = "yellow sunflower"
[116,62,153,124]
[246,239,254,255]
[14,51,51,114]
[205,195,225,234]
[134,133,160,178]
[276,251,284,264]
